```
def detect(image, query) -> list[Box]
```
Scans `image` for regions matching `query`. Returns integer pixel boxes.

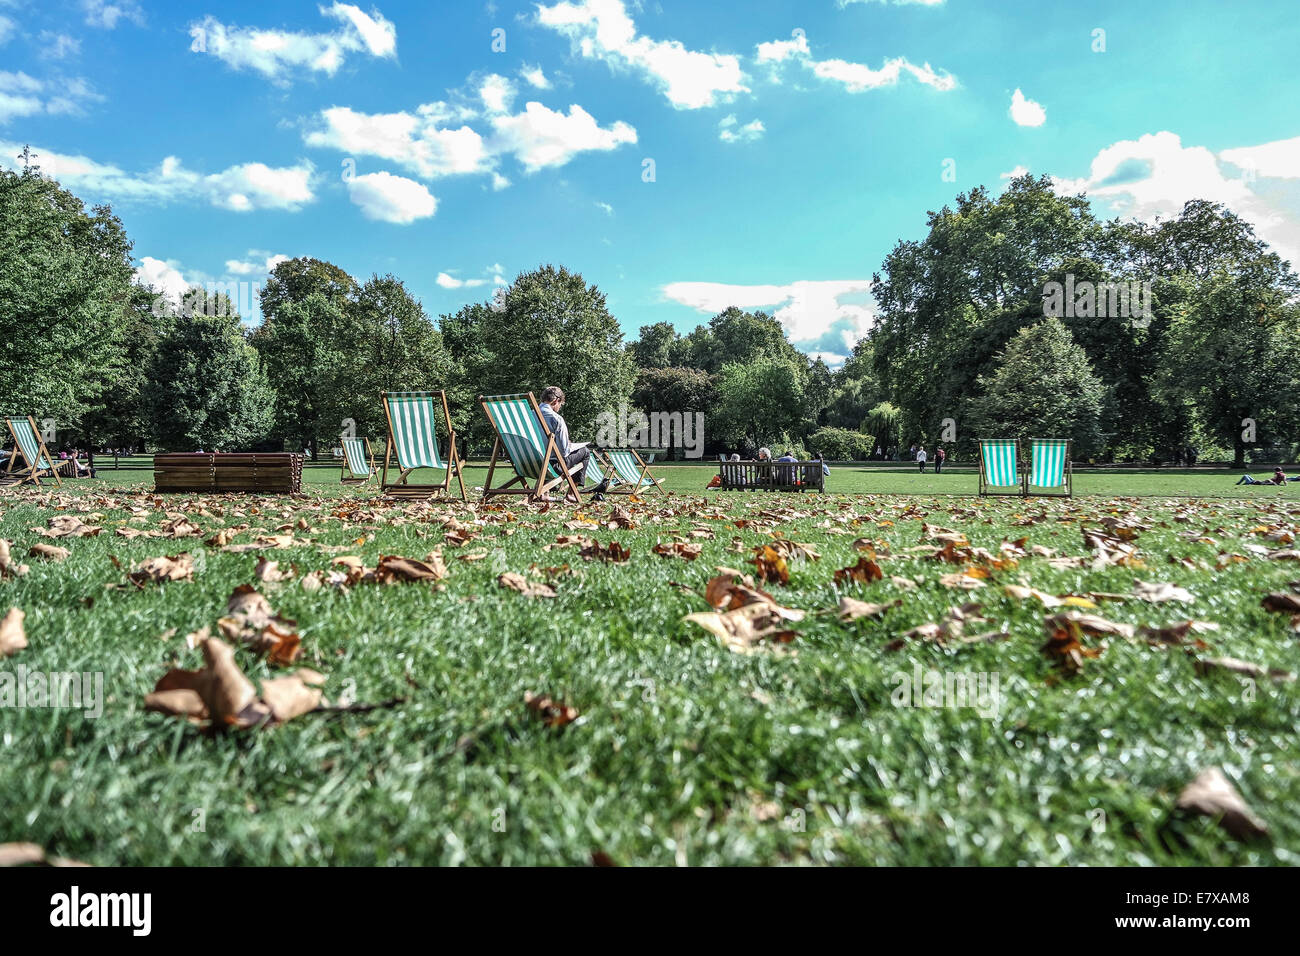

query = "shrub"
[808,426,874,461]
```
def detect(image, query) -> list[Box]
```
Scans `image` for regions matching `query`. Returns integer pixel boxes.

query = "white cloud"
[347,170,436,223]
[134,256,191,302]
[595,200,613,215]
[0,140,316,211]
[225,251,290,275]
[755,32,955,93]
[1000,164,1030,180]
[1055,130,1300,269]
[1009,88,1045,127]
[39,32,82,59]
[0,71,100,123]
[488,101,637,172]
[480,73,515,114]
[0,15,15,46]
[191,3,397,82]
[536,0,748,109]
[82,0,144,29]
[436,272,488,289]
[814,57,955,92]
[661,279,877,357]
[520,64,551,89]
[718,114,764,143]
[755,34,809,64]
[307,106,490,179]
[1220,136,1300,180]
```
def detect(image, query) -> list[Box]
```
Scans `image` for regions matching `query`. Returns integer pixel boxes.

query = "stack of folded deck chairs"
[154,453,304,494]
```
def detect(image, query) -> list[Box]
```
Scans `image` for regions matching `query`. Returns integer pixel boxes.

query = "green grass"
[1,467,1298,865]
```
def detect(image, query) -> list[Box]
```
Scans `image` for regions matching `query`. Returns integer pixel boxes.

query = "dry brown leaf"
[0,608,27,657]
[259,669,326,723]
[0,539,29,578]
[254,557,296,583]
[1261,592,1300,614]
[216,585,301,665]
[376,553,449,583]
[28,543,70,562]
[497,571,556,598]
[834,556,884,586]
[524,691,580,728]
[579,540,631,563]
[128,554,195,586]
[1195,657,1294,682]
[1132,580,1195,604]
[1175,767,1269,841]
[685,602,799,654]
[838,596,902,622]
[751,545,789,585]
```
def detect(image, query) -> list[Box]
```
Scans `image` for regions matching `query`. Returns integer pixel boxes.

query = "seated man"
[538,386,607,501]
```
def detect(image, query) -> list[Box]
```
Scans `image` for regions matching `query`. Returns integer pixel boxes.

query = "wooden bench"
[154,453,304,494]
[717,460,826,493]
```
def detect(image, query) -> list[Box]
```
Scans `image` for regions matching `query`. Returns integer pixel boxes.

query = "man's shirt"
[539,404,571,458]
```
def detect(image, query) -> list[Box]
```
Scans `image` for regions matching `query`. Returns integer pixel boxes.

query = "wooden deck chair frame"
[339,436,377,485]
[601,447,664,495]
[380,391,466,500]
[478,392,583,503]
[4,415,61,487]
[978,438,1022,497]
[1024,438,1073,498]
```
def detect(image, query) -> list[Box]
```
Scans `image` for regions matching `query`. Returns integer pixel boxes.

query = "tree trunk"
[1233,436,1245,469]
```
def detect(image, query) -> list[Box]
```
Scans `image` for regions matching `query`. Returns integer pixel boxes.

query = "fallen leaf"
[838,596,902,622]
[524,691,580,728]
[0,608,26,657]
[497,571,555,598]
[1133,580,1195,604]
[1175,767,1269,841]
[28,543,70,562]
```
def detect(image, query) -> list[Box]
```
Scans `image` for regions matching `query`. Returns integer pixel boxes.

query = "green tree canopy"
[146,290,274,451]
[967,317,1106,456]
[0,157,136,429]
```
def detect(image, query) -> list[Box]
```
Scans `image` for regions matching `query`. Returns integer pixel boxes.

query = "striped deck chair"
[479,392,582,502]
[1026,438,1072,498]
[602,448,663,495]
[4,415,60,487]
[340,437,376,485]
[978,439,1021,497]
[380,391,466,500]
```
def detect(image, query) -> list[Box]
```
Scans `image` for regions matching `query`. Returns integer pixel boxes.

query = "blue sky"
[2,0,1298,363]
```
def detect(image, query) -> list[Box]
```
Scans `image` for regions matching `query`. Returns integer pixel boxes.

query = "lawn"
[1,465,1298,865]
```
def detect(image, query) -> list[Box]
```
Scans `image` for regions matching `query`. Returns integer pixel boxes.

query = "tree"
[0,157,136,431]
[146,289,274,451]
[713,358,806,450]
[686,307,805,373]
[259,257,357,319]
[870,175,1100,445]
[630,366,716,459]
[630,321,680,369]
[808,426,874,460]
[966,318,1106,456]
[864,402,901,455]
[1157,270,1300,467]
[475,265,635,436]
[77,285,168,451]
[350,274,458,442]
[252,291,354,458]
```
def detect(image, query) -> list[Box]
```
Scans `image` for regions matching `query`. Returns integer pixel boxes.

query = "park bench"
[153,453,304,494]
[717,459,826,492]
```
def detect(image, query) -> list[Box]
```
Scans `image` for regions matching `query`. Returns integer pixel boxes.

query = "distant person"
[874,445,882,460]
[757,447,772,461]
[934,447,946,474]
[1236,467,1288,486]
[916,446,927,473]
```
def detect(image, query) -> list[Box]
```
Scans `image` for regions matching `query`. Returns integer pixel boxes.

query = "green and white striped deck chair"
[479,392,582,502]
[339,436,376,485]
[4,415,60,487]
[601,448,663,495]
[380,391,466,500]
[978,439,1021,497]
[1027,438,1072,498]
